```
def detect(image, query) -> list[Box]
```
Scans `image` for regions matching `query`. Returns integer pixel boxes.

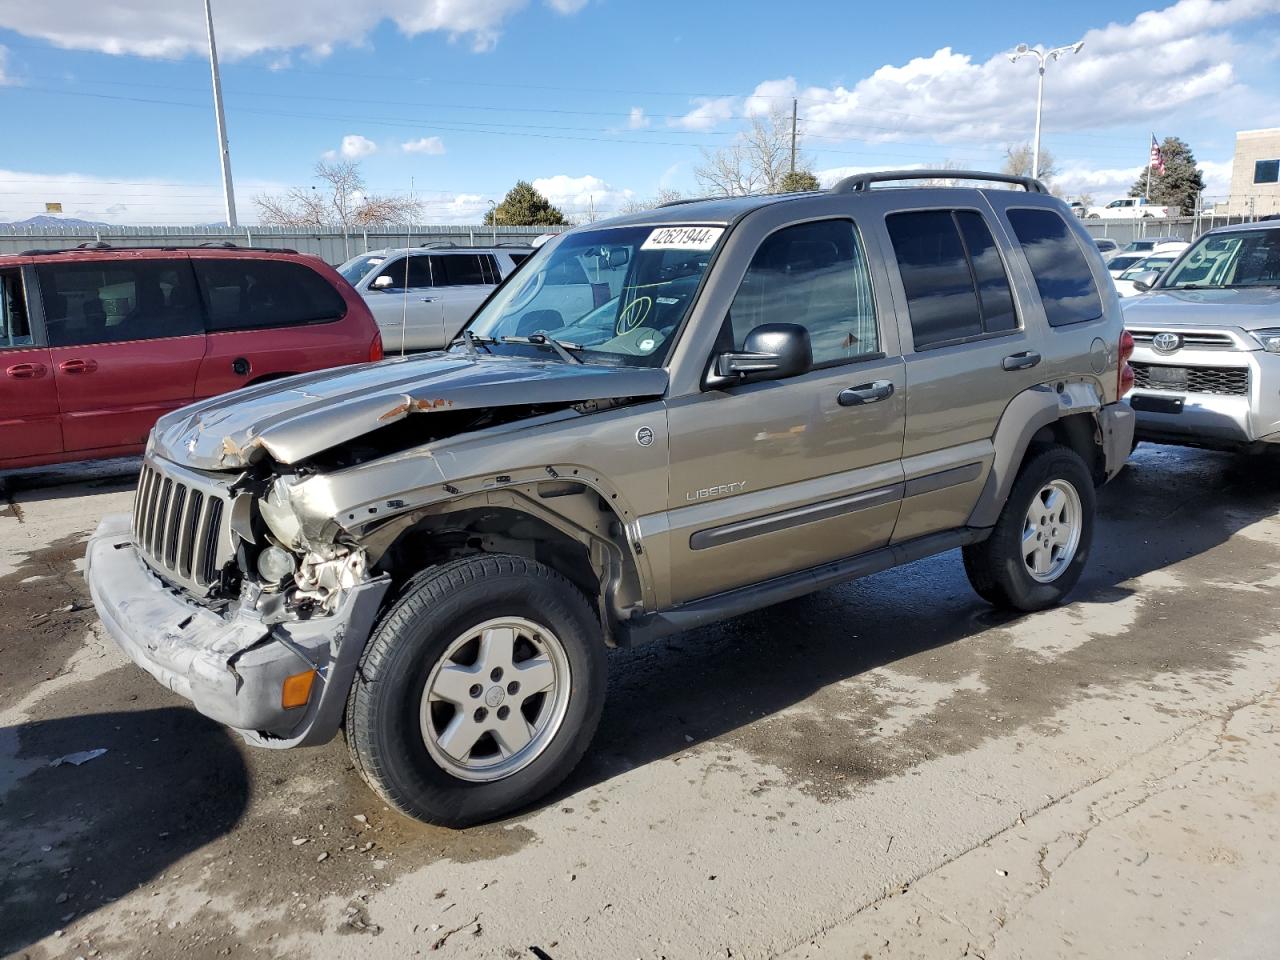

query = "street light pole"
[204,0,237,227]
[1010,40,1084,181]
[487,200,497,244]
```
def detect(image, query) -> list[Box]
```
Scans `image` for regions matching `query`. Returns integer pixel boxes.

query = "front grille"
[1130,328,1236,350]
[132,460,232,594]
[1130,361,1250,396]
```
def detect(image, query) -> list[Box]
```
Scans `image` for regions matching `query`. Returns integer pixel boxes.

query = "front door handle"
[420,297,437,303]
[1002,350,1041,371]
[5,362,47,379]
[58,358,98,375]
[838,380,895,406]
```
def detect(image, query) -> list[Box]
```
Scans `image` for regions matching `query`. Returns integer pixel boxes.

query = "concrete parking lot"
[2,445,1279,960]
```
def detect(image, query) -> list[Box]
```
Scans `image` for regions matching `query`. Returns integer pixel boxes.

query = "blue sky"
[0,0,1278,224]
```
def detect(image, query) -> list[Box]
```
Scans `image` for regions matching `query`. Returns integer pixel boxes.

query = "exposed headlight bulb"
[256,545,298,584]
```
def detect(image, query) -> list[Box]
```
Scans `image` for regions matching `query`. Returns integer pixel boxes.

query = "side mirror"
[371,275,395,291]
[707,322,812,388]
[1129,270,1159,292]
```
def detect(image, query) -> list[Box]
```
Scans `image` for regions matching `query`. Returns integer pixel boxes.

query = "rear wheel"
[346,555,607,827]
[963,446,1095,612]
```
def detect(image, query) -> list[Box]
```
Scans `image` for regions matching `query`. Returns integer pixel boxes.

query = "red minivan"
[0,244,383,471]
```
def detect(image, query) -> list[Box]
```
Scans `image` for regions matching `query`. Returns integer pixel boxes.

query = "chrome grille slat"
[131,457,234,595]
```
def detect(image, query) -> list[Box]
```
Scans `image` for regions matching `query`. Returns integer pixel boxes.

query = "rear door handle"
[58,358,99,374]
[1002,351,1041,371]
[5,362,47,379]
[420,297,437,303]
[838,380,895,406]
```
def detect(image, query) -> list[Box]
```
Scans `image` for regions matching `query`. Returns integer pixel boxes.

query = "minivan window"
[1006,208,1104,327]
[887,209,1017,348]
[730,218,879,365]
[195,259,347,332]
[0,270,32,349]
[39,259,204,347]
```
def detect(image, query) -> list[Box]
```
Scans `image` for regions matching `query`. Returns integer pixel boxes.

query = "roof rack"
[18,242,298,256]
[415,241,535,250]
[829,170,1048,195]
[657,194,728,208]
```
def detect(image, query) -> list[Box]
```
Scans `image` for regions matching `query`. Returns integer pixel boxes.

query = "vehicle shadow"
[0,457,141,506]
[0,707,249,955]
[548,445,1280,807]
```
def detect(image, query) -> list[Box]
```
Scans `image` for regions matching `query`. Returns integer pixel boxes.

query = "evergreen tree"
[1128,137,1205,215]
[777,170,821,193]
[484,181,568,226]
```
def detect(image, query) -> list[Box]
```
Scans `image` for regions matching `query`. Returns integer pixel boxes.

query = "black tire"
[345,554,607,827]
[963,446,1095,612]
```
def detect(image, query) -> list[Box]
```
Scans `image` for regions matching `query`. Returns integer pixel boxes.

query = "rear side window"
[436,254,488,286]
[507,252,530,268]
[39,259,204,347]
[1,270,32,348]
[195,259,347,332]
[1006,209,1104,327]
[730,218,879,366]
[886,209,1017,349]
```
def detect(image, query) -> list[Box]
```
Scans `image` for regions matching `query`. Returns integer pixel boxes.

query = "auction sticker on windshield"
[641,226,724,251]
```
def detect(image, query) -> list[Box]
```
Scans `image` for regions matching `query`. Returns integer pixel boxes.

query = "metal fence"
[0,223,565,265]
[1081,212,1263,245]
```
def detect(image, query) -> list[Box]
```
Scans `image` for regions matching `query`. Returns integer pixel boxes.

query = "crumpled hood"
[1122,287,1280,331]
[152,352,668,470]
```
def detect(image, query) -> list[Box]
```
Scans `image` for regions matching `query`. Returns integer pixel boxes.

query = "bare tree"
[619,187,684,215]
[1002,143,1059,186]
[254,160,423,229]
[695,107,810,196]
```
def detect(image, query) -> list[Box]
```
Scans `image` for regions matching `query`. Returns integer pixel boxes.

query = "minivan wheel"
[962,446,1095,612]
[345,555,606,827]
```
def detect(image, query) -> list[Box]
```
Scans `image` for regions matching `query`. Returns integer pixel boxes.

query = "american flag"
[1150,135,1166,176]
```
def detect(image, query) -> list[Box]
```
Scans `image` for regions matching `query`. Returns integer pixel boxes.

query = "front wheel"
[963,446,1095,612]
[345,555,607,827]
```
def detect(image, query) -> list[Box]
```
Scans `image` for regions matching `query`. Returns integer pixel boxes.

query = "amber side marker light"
[282,670,317,709]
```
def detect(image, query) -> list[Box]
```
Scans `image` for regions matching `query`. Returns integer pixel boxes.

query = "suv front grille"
[133,460,232,593]
[1130,361,1250,396]
[1129,329,1236,350]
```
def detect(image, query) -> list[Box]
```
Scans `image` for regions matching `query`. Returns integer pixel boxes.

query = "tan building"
[1228,128,1280,216]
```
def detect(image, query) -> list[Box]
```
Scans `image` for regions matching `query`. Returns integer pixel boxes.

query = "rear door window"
[1,269,32,348]
[1006,208,1104,327]
[38,259,204,347]
[194,258,347,332]
[886,209,1018,349]
[435,254,488,286]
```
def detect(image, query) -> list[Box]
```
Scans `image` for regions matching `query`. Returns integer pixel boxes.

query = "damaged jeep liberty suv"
[87,171,1136,826]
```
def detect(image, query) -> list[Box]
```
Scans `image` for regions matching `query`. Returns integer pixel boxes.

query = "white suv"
[339,245,532,351]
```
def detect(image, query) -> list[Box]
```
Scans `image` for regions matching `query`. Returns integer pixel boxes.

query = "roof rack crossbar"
[16,243,298,256]
[828,170,1048,195]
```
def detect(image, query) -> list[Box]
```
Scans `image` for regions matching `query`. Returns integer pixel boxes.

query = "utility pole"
[1010,40,1084,181]
[204,0,237,227]
[789,98,798,175]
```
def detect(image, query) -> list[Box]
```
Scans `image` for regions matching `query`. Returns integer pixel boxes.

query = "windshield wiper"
[500,333,585,364]
[450,330,496,355]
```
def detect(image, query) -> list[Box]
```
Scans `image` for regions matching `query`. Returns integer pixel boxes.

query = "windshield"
[462,224,724,366]
[337,254,387,285]
[1109,255,1144,271]
[1161,229,1280,289]
[1120,257,1173,279]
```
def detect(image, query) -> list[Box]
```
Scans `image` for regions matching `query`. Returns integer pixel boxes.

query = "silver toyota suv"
[1123,220,1280,451]
[86,171,1135,826]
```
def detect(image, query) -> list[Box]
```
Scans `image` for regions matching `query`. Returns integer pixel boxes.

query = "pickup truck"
[1086,197,1179,219]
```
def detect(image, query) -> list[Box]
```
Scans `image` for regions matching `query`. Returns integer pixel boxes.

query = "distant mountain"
[3,215,111,228]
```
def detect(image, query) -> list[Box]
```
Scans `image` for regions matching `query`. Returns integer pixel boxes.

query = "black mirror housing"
[708,322,812,388]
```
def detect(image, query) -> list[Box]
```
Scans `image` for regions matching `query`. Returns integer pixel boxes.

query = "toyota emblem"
[1152,332,1182,354]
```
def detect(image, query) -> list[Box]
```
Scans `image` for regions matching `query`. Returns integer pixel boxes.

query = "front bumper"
[86,514,389,748]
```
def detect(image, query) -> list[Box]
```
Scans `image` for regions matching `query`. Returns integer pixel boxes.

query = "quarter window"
[1006,208,1104,327]
[195,259,347,332]
[39,260,204,347]
[1,270,32,349]
[729,219,879,365]
[886,209,1017,349]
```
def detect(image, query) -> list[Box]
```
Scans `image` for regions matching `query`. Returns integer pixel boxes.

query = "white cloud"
[700,0,1279,147]
[0,0,587,59]
[0,44,11,85]
[669,95,738,131]
[402,136,446,155]
[627,106,650,130]
[0,168,287,225]
[532,174,634,215]
[336,134,378,159]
